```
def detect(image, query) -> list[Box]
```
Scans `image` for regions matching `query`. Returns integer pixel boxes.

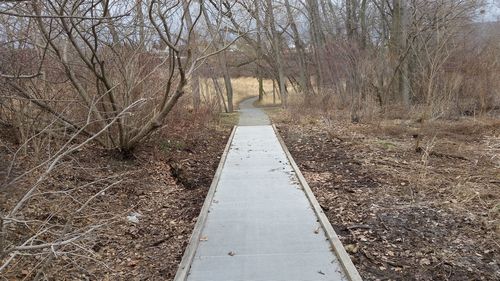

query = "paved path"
[238,96,270,126]
[176,98,360,281]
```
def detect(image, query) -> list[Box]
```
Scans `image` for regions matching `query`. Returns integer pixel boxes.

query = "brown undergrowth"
[0,107,235,280]
[272,107,499,281]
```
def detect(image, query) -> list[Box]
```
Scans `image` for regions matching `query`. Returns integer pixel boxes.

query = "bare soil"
[274,112,499,281]
[0,114,234,280]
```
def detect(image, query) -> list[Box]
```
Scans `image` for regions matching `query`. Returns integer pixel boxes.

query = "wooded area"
[1,0,498,280]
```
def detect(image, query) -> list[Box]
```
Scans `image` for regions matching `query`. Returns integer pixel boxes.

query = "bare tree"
[0,0,234,154]
[265,0,287,106]
[307,0,326,91]
[201,0,235,112]
[284,0,313,97]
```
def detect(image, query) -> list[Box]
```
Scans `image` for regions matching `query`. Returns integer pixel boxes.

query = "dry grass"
[231,77,280,108]
[194,77,281,110]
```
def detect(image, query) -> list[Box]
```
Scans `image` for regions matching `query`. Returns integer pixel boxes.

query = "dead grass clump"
[421,118,500,140]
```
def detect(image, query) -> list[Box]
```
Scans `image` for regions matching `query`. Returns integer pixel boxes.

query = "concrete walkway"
[175,98,361,281]
[238,96,270,126]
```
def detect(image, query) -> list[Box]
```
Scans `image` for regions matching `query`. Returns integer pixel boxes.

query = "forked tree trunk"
[101,1,120,45]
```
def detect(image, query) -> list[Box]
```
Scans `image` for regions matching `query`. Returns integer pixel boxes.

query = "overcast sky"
[480,0,500,21]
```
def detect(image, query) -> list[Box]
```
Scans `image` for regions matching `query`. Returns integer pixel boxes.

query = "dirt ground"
[0,113,234,280]
[273,110,499,281]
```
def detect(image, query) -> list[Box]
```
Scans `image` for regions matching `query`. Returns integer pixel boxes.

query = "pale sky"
[481,0,500,21]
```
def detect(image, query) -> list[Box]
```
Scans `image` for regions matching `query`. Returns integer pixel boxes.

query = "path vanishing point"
[174,97,362,281]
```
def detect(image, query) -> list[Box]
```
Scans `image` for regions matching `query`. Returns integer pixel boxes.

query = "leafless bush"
[0,99,143,279]
[0,0,237,155]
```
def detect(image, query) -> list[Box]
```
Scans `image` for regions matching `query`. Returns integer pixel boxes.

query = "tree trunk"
[201,1,233,112]
[360,0,368,49]
[320,0,336,38]
[284,0,312,96]
[101,1,120,45]
[266,0,287,107]
[183,0,200,111]
[307,0,325,92]
[212,76,228,113]
[273,79,277,105]
[390,0,410,105]
[223,63,234,112]
[219,50,233,112]
[256,2,265,103]
[345,0,355,40]
[136,0,145,47]
[258,71,265,102]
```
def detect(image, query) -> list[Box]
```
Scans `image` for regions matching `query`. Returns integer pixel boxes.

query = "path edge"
[173,126,237,281]
[272,124,363,281]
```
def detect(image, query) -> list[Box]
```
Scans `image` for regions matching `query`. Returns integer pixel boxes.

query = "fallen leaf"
[345,244,359,254]
[420,258,431,266]
[314,226,321,234]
